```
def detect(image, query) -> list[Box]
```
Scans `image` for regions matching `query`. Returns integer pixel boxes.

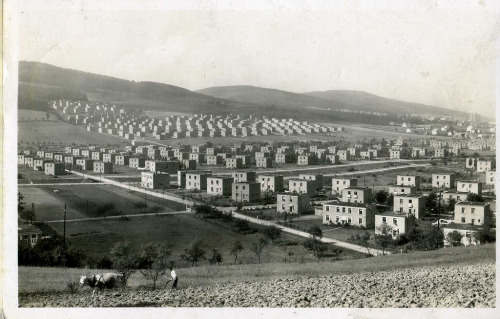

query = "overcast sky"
[17,0,499,118]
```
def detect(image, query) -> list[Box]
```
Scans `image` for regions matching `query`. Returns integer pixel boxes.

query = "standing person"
[169,267,178,290]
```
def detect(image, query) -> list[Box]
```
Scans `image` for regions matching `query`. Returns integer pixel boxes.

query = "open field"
[18,109,58,121]
[20,184,183,221]
[18,120,127,145]
[18,166,95,184]
[18,243,495,295]
[36,213,366,272]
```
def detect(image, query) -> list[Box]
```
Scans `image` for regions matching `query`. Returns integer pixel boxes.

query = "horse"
[79,273,124,297]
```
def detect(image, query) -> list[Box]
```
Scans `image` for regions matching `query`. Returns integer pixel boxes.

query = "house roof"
[324,201,371,208]
[375,212,413,218]
[343,187,370,191]
[393,194,425,198]
[18,223,43,235]
[442,223,484,231]
[456,201,489,207]
[390,184,416,188]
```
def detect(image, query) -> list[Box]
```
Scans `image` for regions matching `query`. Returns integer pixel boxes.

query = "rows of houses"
[51,100,344,140]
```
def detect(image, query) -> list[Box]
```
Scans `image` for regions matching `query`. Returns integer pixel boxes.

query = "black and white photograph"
[2,0,499,318]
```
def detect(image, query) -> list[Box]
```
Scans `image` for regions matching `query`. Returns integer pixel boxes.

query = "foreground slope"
[19,263,495,307]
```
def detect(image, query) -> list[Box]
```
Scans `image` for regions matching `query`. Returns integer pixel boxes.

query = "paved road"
[43,210,190,223]
[322,163,431,177]
[68,170,193,206]
[19,182,107,186]
[99,175,140,179]
[216,158,431,175]
[226,209,388,255]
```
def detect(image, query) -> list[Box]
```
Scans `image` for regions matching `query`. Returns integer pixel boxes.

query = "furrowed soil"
[19,263,495,308]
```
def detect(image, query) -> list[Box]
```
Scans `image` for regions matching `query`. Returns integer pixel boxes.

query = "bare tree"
[250,237,268,263]
[180,240,206,267]
[138,242,172,290]
[230,240,244,264]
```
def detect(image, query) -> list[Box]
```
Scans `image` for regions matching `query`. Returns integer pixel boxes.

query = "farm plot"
[21,263,494,307]
[20,187,89,221]
[22,184,184,222]
[18,166,90,184]
[19,244,495,300]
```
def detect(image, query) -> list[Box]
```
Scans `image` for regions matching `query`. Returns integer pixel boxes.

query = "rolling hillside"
[19,62,467,122]
[196,85,347,111]
[18,61,229,114]
[305,90,466,117]
[198,85,464,117]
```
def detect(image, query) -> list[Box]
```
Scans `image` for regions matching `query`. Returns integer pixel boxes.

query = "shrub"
[261,225,282,243]
[208,248,223,265]
[307,226,323,239]
[303,238,328,261]
[446,231,464,247]
[67,280,80,294]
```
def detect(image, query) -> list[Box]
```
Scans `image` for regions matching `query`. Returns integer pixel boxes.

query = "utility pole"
[436,188,443,249]
[63,203,67,268]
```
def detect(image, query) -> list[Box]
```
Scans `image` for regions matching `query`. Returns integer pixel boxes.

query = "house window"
[326,215,330,221]
[348,217,352,223]
[400,199,403,204]
[393,218,398,225]
[461,217,466,223]
[326,206,330,212]
[471,208,475,214]
[382,217,386,223]
[359,209,363,215]
[348,208,351,214]
[461,208,465,213]
[359,218,363,224]
[342,207,346,213]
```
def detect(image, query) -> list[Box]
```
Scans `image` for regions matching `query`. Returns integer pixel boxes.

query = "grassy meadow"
[18,120,127,145]
[48,212,364,265]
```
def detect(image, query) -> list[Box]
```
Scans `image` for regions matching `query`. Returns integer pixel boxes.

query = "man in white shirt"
[168,267,178,290]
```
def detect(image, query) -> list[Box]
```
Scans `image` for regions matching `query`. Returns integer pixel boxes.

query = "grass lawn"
[18,109,58,121]
[18,243,495,293]
[18,166,86,184]
[21,184,185,222]
[18,120,128,145]
[44,213,366,270]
